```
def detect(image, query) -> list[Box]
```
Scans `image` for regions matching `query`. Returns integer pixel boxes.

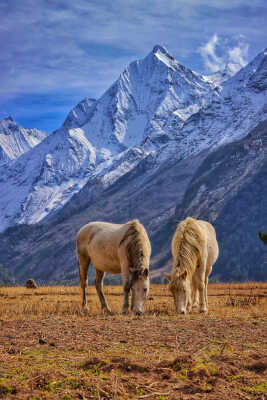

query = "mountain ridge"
[0,45,267,283]
[0,45,218,231]
[0,116,48,167]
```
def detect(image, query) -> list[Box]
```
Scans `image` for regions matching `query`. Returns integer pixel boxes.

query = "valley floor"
[0,284,266,399]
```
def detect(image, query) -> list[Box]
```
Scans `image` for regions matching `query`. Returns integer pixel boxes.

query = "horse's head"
[130,268,150,315]
[165,271,191,314]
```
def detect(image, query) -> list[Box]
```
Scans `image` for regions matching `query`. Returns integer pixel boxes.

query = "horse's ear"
[164,273,171,281]
[142,268,149,278]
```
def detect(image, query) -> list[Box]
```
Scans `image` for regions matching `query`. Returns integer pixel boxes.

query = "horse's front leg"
[95,270,111,314]
[120,260,131,314]
[122,279,130,314]
[192,287,199,309]
[187,286,192,313]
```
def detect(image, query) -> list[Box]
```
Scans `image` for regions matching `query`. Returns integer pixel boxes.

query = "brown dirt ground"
[0,284,266,400]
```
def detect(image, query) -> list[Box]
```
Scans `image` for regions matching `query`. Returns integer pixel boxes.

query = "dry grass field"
[0,283,266,400]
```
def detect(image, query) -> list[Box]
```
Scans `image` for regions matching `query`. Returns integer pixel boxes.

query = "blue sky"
[0,0,266,132]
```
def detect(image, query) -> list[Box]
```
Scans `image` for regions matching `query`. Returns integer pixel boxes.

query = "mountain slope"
[0,147,207,282]
[1,47,266,233]
[204,64,235,86]
[0,116,48,166]
[1,47,267,283]
[1,120,267,283]
[63,98,96,129]
[166,48,267,163]
[0,45,216,232]
[152,119,267,281]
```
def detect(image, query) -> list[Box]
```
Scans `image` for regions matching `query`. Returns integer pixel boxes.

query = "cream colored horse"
[165,217,219,314]
[76,219,151,315]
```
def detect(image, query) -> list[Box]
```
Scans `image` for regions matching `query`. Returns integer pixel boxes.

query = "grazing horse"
[76,219,151,315]
[165,217,218,314]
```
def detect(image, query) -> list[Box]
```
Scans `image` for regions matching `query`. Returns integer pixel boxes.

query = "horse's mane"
[171,217,205,280]
[119,219,150,275]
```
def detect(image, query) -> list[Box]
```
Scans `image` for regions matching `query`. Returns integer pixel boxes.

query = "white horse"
[165,217,219,314]
[76,219,151,315]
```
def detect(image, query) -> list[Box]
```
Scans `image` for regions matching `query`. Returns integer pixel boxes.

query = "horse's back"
[77,221,122,241]
[76,219,151,274]
[197,219,219,266]
[174,217,218,267]
[76,222,102,255]
[76,221,126,273]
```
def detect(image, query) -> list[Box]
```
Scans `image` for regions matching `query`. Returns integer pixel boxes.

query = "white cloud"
[199,34,249,74]
[227,43,249,74]
[198,34,224,73]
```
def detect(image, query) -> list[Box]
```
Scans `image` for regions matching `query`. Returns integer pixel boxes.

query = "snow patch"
[123,114,147,147]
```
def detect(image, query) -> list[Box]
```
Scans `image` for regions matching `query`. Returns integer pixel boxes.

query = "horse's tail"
[172,217,205,278]
[119,219,149,274]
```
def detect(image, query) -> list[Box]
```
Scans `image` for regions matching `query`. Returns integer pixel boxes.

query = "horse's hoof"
[200,309,208,314]
[135,311,143,316]
[192,303,199,309]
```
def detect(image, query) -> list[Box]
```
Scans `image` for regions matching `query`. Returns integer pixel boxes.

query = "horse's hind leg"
[95,270,111,314]
[78,254,90,311]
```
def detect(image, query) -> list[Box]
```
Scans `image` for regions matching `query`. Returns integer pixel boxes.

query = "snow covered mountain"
[62,97,96,129]
[0,116,48,166]
[0,46,266,234]
[60,45,217,160]
[172,118,267,281]
[2,119,267,283]
[0,45,267,283]
[204,64,235,86]
[0,45,217,231]
[166,47,267,160]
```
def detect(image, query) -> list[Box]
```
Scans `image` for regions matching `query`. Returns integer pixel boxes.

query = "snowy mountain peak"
[0,45,220,231]
[222,46,267,94]
[0,116,48,165]
[0,115,17,134]
[152,44,174,59]
[3,46,267,232]
[5,115,14,122]
[145,45,190,75]
[205,64,235,85]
